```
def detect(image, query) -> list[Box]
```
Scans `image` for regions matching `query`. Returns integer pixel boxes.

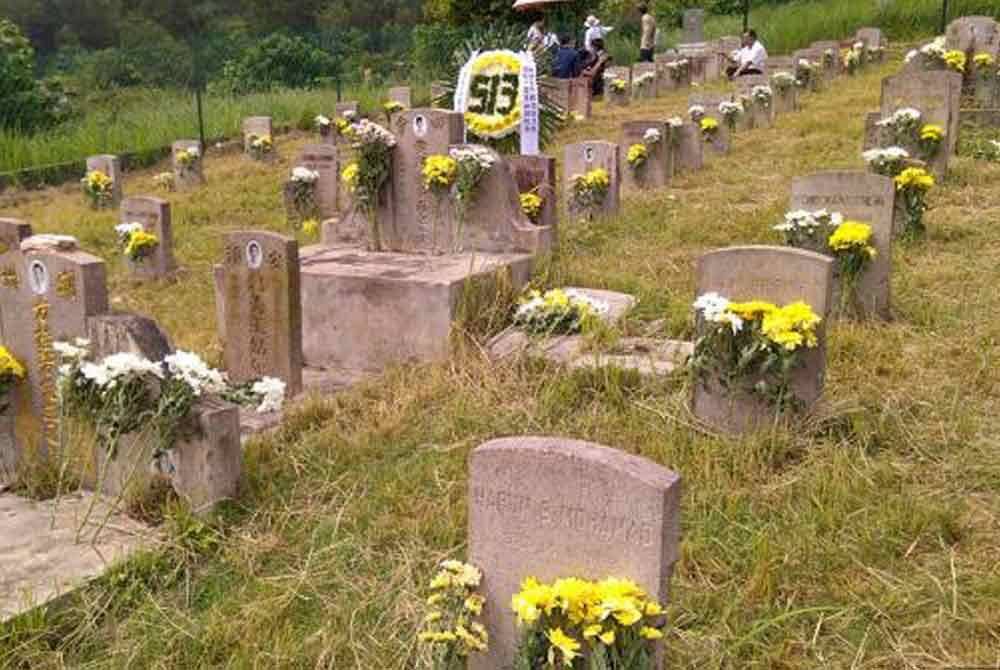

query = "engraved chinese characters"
[469,436,682,670]
[217,231,303,396]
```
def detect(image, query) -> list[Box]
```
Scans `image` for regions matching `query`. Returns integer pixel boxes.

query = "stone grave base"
[0,491,156,622]
[300,246,535,373]
[489,332,691,376]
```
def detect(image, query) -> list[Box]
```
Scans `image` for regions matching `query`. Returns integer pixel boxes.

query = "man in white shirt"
[728,29,767,78]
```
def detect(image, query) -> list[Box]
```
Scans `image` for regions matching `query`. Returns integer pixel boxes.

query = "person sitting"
[582,37,612,96]
[727,29,767,78]
[553,35,583,79]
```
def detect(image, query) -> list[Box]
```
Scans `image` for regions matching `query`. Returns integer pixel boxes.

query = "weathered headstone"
[880,70,962,176]
[692,246,833,434]
[564,140,621,219]
[792,48,826,92]
[468,436,682,670]
[568,77,592,118]
[688,94,732,155]
[632,62,659,99]
[84,155,123,208]
[294,144,339,219]
[672,122,704,174]
[388,86,412,109]
[215,231,303,397]
[119,196,177,280]
[856,27,885,49]
[811,40,843,78]
[790,172,894,319]
[737,76,775,129]
[0,237,109,480]
[0,219,32,482]
[85,312,173,361]
[604,66,632,106]
[947,16,999,55]
[682,8,705,44]
[171,140,204,189]
[508,155,559,236]
[621,121,672,190]
[242,116,274,158]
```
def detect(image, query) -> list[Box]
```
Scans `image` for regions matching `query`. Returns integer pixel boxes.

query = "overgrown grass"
[0,82,430,174]
[2,51,1000,668]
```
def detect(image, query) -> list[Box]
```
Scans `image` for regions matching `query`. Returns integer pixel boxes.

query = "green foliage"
[412,24,472,78]
[0,18,72,133]
[212,33,336,94]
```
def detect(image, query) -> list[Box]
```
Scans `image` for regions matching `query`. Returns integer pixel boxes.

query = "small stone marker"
[568,77,592,118]
[682,8,706,44]
[621,121,672,190]
[790,171,894,319]
[508,155,559,235]
[468,436,682,670]
[216,231,303,396]
[856,27,885,50]
[737,76,775,129]
[792,48,825,92]
[564,140,621,219]
[880,70,962,176]
[119,196,177,280]
[388,86,412,108]
[811,40,843,77]
[335,101,359,118]
[85,155,123,208]
[692,245,834,434]
[672,122,704,174]
[242,116,274,158]
[171,140,204,189]
[632,62,659,99]
[86,312,173,361]
[688,94,732,155]
[295,144,339,219]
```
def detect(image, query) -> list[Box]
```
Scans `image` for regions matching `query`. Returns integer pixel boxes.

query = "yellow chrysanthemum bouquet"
[570,169,611,216]
[0,345,26,408]
[81,169,114,209]
[894,167,935,239]
[626,144,648,171]
[918,123,944,157]
[511,576,665,670]
[690,293,822,410]
[419,560,489,669]
[513,288,609,336]
[520,192,544,223]
[699,117,719,141]
[248,134,273,160]
[828,220,877,313]
[943,49,966,73]
[115,223,159,263]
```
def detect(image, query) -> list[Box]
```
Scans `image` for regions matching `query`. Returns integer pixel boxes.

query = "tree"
[0,18,71,131]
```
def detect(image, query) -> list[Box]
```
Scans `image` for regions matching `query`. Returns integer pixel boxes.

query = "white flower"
[920,36,947,58]
[719,100,742,116]
[291,166,320,183]
[563,289,610,317]
[771,71,797,87]
[315,114,331,127]
[115,222,143,242]
[774,209,843,233]
[342,110,357,120]
[693,292,743,333]
[877,107,922,129]
[80,352,163,391]
[688,104,705,119]
[643,128,662,144]
[449,146,496,170]
[862,146,910,164]
[853,41,864,50]
[798,58,812,69]
[666,116,684,128]
[164,350,227,396]
[905,49,918,63]
[349,119,397,148]
[633,72,656,87]
[751,85,773,102]
[53,339,89,363]
[251,376,286,414]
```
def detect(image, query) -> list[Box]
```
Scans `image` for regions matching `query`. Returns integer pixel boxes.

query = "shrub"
[0,19,73,132]
[213,33,336,94]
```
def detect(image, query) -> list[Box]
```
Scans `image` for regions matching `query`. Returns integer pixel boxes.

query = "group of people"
[526,8,767,96]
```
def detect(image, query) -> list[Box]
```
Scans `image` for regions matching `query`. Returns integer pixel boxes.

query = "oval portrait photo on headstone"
[246,241,263,270]
[28,260,49,295]
[585,146,596,163]
[412,114,428,138]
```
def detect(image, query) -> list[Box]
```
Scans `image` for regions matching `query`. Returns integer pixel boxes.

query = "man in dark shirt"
[553,35,582,79]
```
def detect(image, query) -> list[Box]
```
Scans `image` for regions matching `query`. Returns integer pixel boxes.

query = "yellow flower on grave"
[640,626,664,640]
[943,49,967,72]
[699,116,719,136]
[427,593,444,606]
[520,192,543,222]
[422,154,458,191]
[301,218,320,237]
[895,167,935,193]
[609,78,627,93]
[512,576,556,625]
[644,601,664,617]
[553,577,597,624]
[464,594,485,615]
[546,628,581,667]
[828,220,876,258]
[974,52,995,69]
[384,100,404,113]
[81,169,113,194]
[920,123,944,143]
[761,301,821,351]
[123,230,159,263]
[341,162,360,192]
[584,168,610,190]
[0,346,26,383]
[334,117,351,134]
[602,596,643,626]
[727,300,778,321]
[250,134,273,152]
[626,143,649,169]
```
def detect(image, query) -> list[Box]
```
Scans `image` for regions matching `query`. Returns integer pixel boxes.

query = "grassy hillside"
[2,52,1000,668]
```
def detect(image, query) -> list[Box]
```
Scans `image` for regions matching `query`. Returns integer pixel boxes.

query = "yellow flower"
[894,167,935,193]
[973,52,995,69]
[599,629,616,645]
[920,123,944,142]
[640,626,664,640]
[0,346,26,381]
[424,611,442,623]
[546,628,581,667]
[602,596,643,626]
[427,593,444,606]
[464,594,485,615]
[301,218,320,237]
[644,601,663,617]
[700,116,719,134]
[384,100,404,113]
[422,154,458,190]
[627,143,649,168]
[553,577,597,624]
[520,192,543,221]
[341,162,360,192]
[512,577,555,625]
[828,220,874,253]
[583,624,603,639]
[761,301,821,351]
[727,300,778,321]
[583,168,610,190]
[429,572,453,590]
[124,230,159,262]
[943,50,966,72]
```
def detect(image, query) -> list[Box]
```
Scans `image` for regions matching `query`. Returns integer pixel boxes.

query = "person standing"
[583,37,612,96]
[639,5,656,63]
[553,35,582,79]
[584,15,614,54]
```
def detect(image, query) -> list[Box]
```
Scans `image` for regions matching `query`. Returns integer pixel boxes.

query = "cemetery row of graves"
[1,13,1000,668]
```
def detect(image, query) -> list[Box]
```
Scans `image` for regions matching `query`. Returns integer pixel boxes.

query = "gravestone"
[568,77,592,118]
[692,246,833,434]
[86,312,173,361]
[389,86,412,108]
[632,62,659,99]
[672,122,704,174]
[171,140,204,189]
[119,197,177,280]
[656,57,690,92]
[880,70,962,176]
[862,111,883,151]
[766,55,795,75]
[508,155,559,237]
[215,231,303,397]
[856,27,885,49]
[792,48,826,92]
[564,141,621,219]
[294,144,339,219]
[682,8,705,44]
[811,40,843,78]
[621,121,672,190]
[468,436,682,670]
[0,219,32,482]
[790,172,894,320]
[0,237,109,481]
[335,101,359,118]
[688,94,732,155]
[84,155,123,208]
[737,76,775,129]
[605,66,632,106]
[946,17,999,55]
[242,116,274,158]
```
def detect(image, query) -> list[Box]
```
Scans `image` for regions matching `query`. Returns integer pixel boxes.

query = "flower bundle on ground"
[511,576,665,670]
[894,167,935,239]
[0,345,25,406]
[81,169,114,208]
[520,192,543,222]
[690,293,822,410]
[418,560,488,669]
[699,116,719,140]
[114,223,159,263]
[570,169,610,215]
[288,166,321,224]
[513,288,609,336]
[153,172,175,191]
[862,146,910,177]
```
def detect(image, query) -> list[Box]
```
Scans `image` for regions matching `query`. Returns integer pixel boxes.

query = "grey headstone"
[119,196,177,280]
[295,144,339,219]
[880,70,963,177]
[172,140,204,189]
[621,121,672,190]
[564,141,621,219]
[84,155,123,208]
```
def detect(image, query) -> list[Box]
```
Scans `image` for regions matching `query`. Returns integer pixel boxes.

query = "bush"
[0,19,73,133]
[212,33,336,94]
[413,24,472,77]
